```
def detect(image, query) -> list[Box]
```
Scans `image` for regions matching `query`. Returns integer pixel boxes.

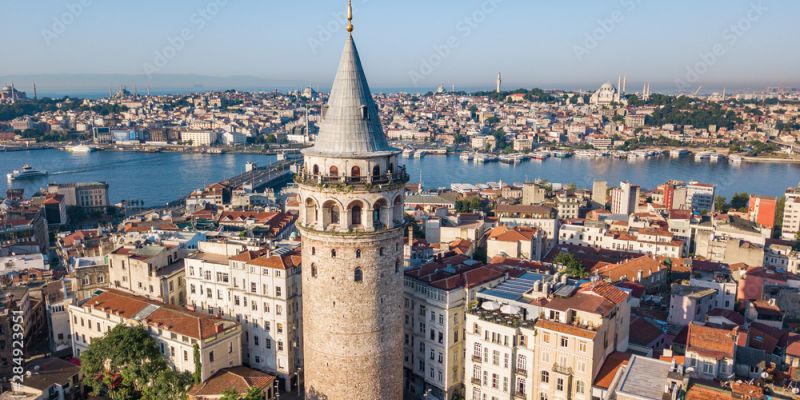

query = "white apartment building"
[610,181,639,216]
[68,289,242,381]
[782,186,800,240]
[403,256,507,400]
[181,130,219,147]
[685,182,715,213]
[184,241,303,390]
[558,223,683,258]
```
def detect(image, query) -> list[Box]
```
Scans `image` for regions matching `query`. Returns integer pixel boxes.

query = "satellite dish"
[760,371,769,379]
[685,367,695,374]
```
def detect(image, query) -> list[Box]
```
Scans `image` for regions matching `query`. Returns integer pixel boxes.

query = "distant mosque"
[590,75,627,106]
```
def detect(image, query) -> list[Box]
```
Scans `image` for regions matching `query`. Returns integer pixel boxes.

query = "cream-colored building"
[68,289,242,381]
[782,185,800,240]
[464,275,630,400]
[184,241,304,391]
[107,244,186,306]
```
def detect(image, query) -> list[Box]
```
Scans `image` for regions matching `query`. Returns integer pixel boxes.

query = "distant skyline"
[1,0,798,96]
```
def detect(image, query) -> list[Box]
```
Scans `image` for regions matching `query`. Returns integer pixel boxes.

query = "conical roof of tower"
[305,36,396,157]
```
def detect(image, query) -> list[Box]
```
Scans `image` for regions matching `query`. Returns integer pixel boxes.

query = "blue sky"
[1,0,797,93]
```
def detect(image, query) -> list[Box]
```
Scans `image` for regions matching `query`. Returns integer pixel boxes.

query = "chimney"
[408,226,414,247]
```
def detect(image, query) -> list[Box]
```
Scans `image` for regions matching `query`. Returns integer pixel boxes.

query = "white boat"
[7,164,48,181]
[694,152,711,162]
[65,144,95,153]
[709,153,725,163]
[460,152,473,161]
[402,148,415,158]
[670,149,688,158]
[729,154,743,164]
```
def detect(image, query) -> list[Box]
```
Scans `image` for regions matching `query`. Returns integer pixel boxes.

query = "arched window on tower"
[355,249,361,258]
[351,166,361,177]
[331,249,336,258]
[311,247,315,255]
[329,165,339,177]
[311,264,317,278]
[351,204,362,226]
[312,164,319,175]
[354,267,363,282]
[372,165,380,177]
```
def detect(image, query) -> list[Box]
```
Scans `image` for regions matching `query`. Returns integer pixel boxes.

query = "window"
[209,351,215,362]
[540,371,549,384]
[576,381,585,394]
[331,249,336,258]
[491,373,498,389]
[557,378,564,391]
[560,336,569,347]
[356,249,361,258]
[354,267,363,282]
[473,343,482,358]
[311,264,317,278]
[542,332,550,343]
[329,165,338,177]
[517,354,526,371]
[351,205,362,225]
[578,341,587,352]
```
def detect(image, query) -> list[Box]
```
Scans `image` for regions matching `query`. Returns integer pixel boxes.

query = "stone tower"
[296,2,408,399]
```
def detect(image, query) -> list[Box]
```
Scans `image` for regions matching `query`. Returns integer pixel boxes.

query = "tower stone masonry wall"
[300,224,405,399]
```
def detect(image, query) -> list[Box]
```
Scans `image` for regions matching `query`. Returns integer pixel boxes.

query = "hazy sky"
[1,0,797,93]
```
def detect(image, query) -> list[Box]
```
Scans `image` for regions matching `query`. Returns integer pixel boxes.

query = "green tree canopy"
[80,325,192,400]
[554,252,588,278]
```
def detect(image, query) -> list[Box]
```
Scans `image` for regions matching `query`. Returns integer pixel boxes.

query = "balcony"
[471,377,481,386]
[472,354,482,363]
[514,393,527,399]
[515,368,527,377]
[552,363,573,375]
[294,165,410,190]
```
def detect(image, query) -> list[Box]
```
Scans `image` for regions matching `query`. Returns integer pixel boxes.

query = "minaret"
[297,1,407,399]
[622,75,627,95]
[496,72,502,93]
[10,82,15,104]
[33,82,37,100]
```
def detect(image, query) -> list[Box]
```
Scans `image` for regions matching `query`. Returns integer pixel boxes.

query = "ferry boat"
[694,152,711,162]
[709,153,726,163]
[499,154,523,165]
[402,148,415,158]
[729,154,743,164]
[460,152,473,161]
[65,144,95,153]
[7,164,48,181]
[670,149,689,158]
[475,154,498,164]
[530,151,550,161]
[552,150,573,159]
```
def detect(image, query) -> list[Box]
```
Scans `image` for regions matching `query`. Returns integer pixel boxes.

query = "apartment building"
[107,244,186,305]
[47,182,110,209]
[782,185,800,240]
[68,289,241,381]
[610,181,639,216]
[685,182,715,213]
[463,270,633,400]
[185,241,303,390]
[486,225,545,261]
[403,255,507,400]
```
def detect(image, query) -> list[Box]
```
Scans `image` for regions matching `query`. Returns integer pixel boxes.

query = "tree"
[80,325,191,399]
[554,252,588,278]
[714,196,729,213]
[221,387,265,400]
[730,192,749,211]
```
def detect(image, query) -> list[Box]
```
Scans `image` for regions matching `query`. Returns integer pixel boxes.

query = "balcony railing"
[295,165,410,188]
[471,377,481,385]
[515,368,527,377]
[472,354,482,363]
[552,363,573,375]
[514,392,526,399]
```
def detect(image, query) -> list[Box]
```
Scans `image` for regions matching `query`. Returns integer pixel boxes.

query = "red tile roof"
[686,323,737,360]
[187,367,275,397]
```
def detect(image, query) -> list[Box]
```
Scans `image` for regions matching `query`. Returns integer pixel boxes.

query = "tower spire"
[346,0,353,35]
